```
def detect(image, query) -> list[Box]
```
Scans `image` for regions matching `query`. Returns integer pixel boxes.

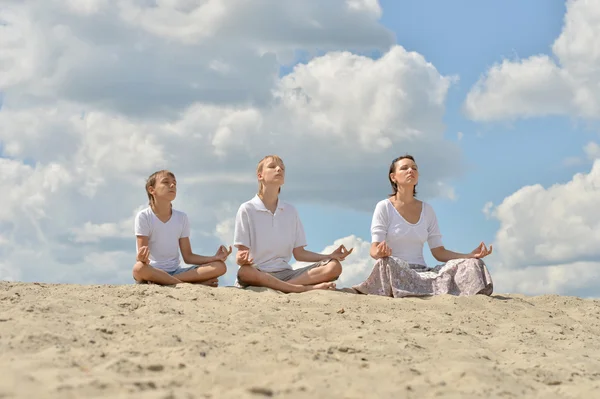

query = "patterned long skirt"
[352,257,493,298]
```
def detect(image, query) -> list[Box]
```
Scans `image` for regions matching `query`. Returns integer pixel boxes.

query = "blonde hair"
[145,170,176,211]
[257,155,284,195]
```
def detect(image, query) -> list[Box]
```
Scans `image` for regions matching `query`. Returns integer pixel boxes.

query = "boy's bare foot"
[200,278,219,287]
[308,282,336,290]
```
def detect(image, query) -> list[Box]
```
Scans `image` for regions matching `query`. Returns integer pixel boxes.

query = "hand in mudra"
[236,249,254,266]
[470,242,493,259]
[330,244,353,261]
[214,245,232,261]
[374,241,392,259]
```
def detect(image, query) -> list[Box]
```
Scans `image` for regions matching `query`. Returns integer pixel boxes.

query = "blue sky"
[298,0,589,269]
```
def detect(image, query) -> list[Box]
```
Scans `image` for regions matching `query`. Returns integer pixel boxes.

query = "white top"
[134,207,190,272]
[233,195,307,272]
[371,199,443,266]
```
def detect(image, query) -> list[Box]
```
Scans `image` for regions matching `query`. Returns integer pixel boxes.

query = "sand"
[1,281,599,398]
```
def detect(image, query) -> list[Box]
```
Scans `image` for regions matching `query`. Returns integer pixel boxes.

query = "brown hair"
[257,155,284,195]
[145,170,176,210]
[389,155,417,197]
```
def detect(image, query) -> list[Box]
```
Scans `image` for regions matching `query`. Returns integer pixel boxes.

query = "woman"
[353,155,493,297]
[233,155,353,293]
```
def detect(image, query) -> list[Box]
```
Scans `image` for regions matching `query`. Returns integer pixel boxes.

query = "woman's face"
[391,158,418,188]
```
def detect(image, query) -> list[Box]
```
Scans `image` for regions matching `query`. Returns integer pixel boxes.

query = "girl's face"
[149,173,177,202]
[391,158,418,187]
[258,158,285,187]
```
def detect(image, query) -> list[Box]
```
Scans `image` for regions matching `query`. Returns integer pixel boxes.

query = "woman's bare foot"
[308,282,336,290]
[200,278,219,287]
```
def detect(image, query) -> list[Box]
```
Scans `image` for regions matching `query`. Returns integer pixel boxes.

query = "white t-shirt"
[371,199,443,267]
[134,207,190,272]
[233,195,307,272]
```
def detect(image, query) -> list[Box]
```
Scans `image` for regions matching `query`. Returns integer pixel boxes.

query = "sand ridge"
[1,281,599,398]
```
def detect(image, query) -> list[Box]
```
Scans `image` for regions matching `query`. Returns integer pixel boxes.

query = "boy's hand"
[137,246,150,264]
[236,249,254,266]
[214,245,233,261]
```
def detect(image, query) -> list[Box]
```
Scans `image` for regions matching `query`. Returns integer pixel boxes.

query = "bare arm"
[179,237,218,265]
[293,244,353,262]
[292,246,330,263]
[430,242,492,263]
[430,246,471,263]
[136,236,149,262]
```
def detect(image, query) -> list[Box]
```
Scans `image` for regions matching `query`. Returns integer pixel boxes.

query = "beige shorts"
[236,259,333,287]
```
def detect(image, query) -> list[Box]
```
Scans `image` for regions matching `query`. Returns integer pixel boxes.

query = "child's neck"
[152,200,172,219]
[259,187,279,213]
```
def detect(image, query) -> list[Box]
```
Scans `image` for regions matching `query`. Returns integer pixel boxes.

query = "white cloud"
[584,141,600,160]
[464,0,600,121]
[562,156,584,166]
[492,261,600,297]
[482,201,494,219]
[0,1,465,285]
[488,159,600,296]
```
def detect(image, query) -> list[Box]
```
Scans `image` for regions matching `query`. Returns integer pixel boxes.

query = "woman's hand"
[236,248,254,266]
[470,242,493,259]
[373,241,392,259]
[137,246,150,264]
[329,244,353,261]
[214,245,233,261]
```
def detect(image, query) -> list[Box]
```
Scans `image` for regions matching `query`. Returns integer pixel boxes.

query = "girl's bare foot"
[308,282,336,290]
[200,278,219,287]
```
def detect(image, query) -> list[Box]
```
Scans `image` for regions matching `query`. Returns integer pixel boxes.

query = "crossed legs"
[133,261,227,286]
[237,260,342,293]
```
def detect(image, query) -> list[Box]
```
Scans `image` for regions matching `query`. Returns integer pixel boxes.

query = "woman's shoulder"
[375,198,392,207]
[420,201,438,218]
[374,198,393,212]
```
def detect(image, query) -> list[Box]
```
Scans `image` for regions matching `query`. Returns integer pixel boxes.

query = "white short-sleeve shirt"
[371,199,443,266]
[134,207,190,272]
[233,195,307,272]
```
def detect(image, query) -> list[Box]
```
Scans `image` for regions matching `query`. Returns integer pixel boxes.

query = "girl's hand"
[470,242,493,259]
[329,244,353,261]
[236,249,254,266]
[374,241,392,259]
[137,246,150,264]
[214,245,232,261]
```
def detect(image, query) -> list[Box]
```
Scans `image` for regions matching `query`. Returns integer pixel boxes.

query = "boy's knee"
[132,261,149,280]
[213,260,227,276]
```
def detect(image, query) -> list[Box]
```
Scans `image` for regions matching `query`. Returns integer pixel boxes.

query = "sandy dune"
[1,281,599,398]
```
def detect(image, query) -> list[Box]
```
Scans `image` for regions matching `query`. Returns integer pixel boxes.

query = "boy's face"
[150,173,177,201]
